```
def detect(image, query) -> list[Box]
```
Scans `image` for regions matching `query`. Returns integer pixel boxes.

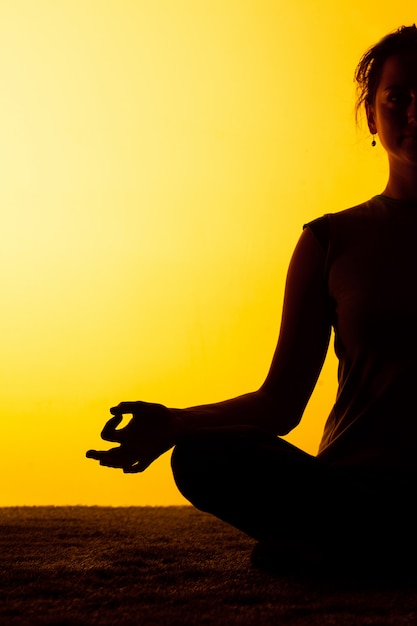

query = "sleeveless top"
[305,195,417,471]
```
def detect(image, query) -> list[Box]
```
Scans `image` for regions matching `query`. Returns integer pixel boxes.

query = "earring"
[371,134,376,147]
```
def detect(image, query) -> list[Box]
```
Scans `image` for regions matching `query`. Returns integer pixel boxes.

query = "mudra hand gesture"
[86,401,177,473]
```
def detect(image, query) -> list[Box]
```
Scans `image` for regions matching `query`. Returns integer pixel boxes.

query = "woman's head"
[356,26,417,198]
[355,25,417,123]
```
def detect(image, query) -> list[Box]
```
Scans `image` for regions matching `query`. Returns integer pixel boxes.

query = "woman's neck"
[383,164,417,202]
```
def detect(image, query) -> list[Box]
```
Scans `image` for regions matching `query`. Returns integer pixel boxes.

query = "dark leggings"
[171,427,416,561]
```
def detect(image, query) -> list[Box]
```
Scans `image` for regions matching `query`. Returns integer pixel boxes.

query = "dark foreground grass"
[1,507,417,626]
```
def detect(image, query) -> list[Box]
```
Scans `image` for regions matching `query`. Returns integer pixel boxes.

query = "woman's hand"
[86,401,178,473]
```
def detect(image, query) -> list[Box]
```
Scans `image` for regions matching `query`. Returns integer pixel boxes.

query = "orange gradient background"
[1,1,414,505]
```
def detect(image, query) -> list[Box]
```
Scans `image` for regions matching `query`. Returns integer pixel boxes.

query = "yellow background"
[0,1,413,505]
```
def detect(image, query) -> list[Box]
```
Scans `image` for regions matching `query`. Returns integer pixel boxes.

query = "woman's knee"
[170,427,267,509]
[170,434,213,510]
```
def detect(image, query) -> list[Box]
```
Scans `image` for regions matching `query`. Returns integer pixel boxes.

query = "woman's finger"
[86,449,101,460]
[101,414,124,442]
[110,402,139,416]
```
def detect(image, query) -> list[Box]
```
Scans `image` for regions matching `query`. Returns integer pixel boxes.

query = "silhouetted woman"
[88,25,417,574]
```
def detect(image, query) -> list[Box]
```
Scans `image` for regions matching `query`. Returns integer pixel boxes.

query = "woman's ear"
[365,100,377,135]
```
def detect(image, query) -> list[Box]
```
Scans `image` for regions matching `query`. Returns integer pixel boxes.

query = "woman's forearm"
[171,387,300,438]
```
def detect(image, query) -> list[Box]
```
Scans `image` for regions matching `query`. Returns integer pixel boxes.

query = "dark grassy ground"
[1,507,417,625]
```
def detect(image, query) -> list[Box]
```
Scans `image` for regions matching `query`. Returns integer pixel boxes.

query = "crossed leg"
[171,426,417,574]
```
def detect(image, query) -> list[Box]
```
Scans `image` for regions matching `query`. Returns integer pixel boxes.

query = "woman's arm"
[87,226,332,471]
[175,225,331,436]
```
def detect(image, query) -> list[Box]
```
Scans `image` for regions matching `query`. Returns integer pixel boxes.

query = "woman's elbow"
[257,387,303,436]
